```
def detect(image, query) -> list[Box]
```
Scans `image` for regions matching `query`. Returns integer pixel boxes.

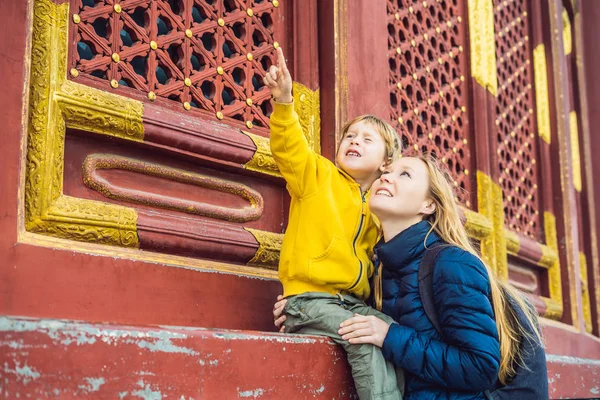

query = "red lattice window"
[493,0,541,239]
[387,0,472,206]
[70,0,281,132]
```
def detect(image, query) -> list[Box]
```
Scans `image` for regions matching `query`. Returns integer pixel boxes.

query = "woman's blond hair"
[337,115,402,162]
[373,154,542,384]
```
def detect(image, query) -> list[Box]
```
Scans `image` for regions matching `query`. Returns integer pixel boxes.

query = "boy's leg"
[342,297,405,398]
[284,293,402,400]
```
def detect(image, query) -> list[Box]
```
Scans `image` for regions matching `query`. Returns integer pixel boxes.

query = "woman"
[274,155,546,399]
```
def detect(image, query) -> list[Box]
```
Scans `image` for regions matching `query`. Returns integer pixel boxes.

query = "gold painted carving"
[562,9,572,56]
[57,81,144,141]
[543,212,563,319]
[569,111,582,192]
[25,0,139,248]
[463,207,492,241]
[83,154,264,222]
[293,82,321,154]
[241,130,282,178]
[476,171,507,279]
[533,44,551,144]
[468,0,498,96]
[504,229,520,255]
[244,228,284,270]
[579,252,593,333]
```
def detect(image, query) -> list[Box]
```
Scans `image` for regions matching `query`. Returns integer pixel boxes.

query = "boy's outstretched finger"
[269,65,280,81]
[276,47,289,74]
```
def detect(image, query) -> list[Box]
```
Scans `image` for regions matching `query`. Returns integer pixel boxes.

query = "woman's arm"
[382,248,500,390]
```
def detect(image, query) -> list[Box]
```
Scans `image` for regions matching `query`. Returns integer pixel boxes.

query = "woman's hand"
[263,47,293,103]
[339,314,391,347]
[273,295,287,333]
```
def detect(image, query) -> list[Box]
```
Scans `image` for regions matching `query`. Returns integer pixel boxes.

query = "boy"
[264,48,403,400]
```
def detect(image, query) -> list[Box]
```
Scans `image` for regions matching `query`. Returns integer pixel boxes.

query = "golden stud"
[247,8,254,17]
[273,0,279,7]
[216,111,224,120]
[246,98,253,106]
[110,79,119,88]
[148,91,156,101]
[457,16,462,23]
[112,53,120,63]
[411,39,416,47]
[413,73,418,80]
[465,169,469,175]
[114,4,122,13]
[396,47,402,54]
[73,14,81,24]
[395,13,400,20]
[218,18,225,27]
[414,144,419,151]
[70,68,79,78]
[409,6,414,13]
[183,102,191,110]
[150,40,158,50]
[247,53,253,61]
[246,121,254,129]
[185,29,193,38]
[398,117,403,124]
[184,78,192,87]
[217,66,224,75]
[273,41,280,49]
[396,82,402,89]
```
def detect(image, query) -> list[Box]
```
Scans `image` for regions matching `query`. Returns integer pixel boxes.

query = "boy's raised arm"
[264,48,325,198]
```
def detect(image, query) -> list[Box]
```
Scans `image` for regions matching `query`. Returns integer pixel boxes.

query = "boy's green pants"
[284,292,404,400]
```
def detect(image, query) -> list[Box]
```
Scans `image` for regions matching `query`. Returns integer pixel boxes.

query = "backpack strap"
[418,243,454,336]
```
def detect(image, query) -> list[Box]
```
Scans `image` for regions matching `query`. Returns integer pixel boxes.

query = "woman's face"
[369,157,434,220]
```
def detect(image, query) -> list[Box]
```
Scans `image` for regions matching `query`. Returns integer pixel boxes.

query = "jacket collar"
[376,220,442,270]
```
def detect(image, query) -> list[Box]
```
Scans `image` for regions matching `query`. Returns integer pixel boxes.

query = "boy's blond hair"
[337,115,402,162]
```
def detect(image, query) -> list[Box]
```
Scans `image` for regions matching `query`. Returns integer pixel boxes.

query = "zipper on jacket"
[349,191,367,290]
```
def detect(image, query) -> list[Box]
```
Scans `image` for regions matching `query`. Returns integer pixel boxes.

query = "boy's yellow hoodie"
[270,102,379,300]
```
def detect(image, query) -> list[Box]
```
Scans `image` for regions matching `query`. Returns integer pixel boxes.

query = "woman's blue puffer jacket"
[377,221,501,399]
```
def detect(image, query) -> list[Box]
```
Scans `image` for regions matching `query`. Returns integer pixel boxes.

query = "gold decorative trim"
[569,111,582,192]
[562,8,572,56]
[580,252,593,333]
[333,0,349,146]
[543,212,563,319]
[468,0,498,96]
[24,0,140,248]
[533,44,551,144]
[292,82,321,153]
[57,81,144,142]
[504,229,520,255]
[241,130,282,178]
[244,228,283,270]
[539,242,558,269]
[463,207,492,241]
[476,171,507,278]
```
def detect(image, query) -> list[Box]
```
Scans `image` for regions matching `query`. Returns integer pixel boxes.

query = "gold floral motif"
[241,130,282,178]
[562,9,572,56]
[244,228,284,270]
[24,0,139,248]
[293,82,321,153]
[569,111,582,192]
[544,212,563,319]
[468,0,498,96]
[57,81,144,141]
[534,44,551,144]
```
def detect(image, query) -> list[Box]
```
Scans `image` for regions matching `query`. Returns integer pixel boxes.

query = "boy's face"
[336,120,388,184]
